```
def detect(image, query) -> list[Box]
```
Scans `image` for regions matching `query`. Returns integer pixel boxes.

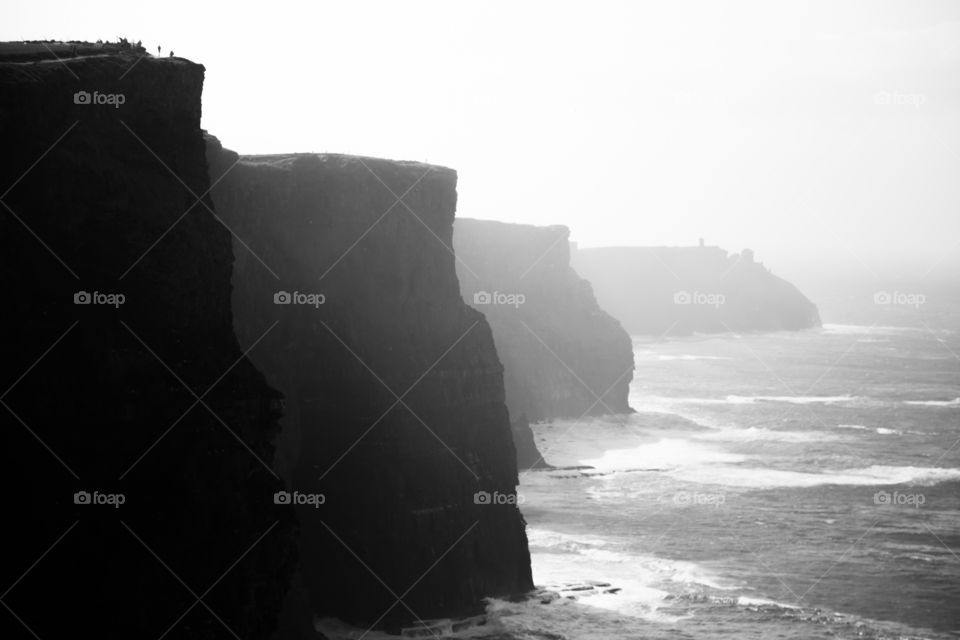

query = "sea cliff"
[572,245,821,335]
[453,219,635,469]
[1,45,294,638]
[206,142,534,631]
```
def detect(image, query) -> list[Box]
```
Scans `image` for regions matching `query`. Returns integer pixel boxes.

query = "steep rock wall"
[0,47,294,639]
[206,140,533,631]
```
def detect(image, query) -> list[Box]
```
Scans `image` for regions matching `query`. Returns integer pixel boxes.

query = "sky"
[3,0,959,287]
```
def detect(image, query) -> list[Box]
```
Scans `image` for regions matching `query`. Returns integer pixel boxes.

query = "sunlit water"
[493,323,960,639]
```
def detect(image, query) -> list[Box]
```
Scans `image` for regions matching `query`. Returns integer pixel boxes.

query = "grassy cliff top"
[0,40,150,62]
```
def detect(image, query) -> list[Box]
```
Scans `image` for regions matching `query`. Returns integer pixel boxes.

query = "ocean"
[489,323,960,640]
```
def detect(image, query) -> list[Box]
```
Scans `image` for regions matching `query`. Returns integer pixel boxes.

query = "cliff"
[453,219,635,468]
[572,246,822,336]
[0,45,294,638]
[206,141,533,631]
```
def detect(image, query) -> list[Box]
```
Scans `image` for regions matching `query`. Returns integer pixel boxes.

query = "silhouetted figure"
[169,51,174,57]
[157,45,161,56]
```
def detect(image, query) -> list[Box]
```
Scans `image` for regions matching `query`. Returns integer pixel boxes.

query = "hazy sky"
[4,0,959,285]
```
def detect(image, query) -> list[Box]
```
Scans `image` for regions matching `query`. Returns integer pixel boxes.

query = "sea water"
[490,323,959,639]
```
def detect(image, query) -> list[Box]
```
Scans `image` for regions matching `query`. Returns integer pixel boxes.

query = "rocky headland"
[572,245,821,336]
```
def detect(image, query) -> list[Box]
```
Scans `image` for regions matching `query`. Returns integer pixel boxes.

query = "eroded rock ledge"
[206,140,534,632]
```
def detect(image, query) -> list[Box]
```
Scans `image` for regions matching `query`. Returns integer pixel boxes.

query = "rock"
[572,245,821,335]
[453,219,635,469]
[206,140,534,629]
[511,413,552,470]
[0,45,294,638]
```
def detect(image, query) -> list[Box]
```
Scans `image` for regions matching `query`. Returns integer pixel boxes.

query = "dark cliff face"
[453,219,635,467]
[572,246,822,336]
[0,48,294,638]
[206,140,533,630]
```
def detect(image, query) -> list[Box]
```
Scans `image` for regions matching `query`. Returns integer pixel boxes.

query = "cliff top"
[0,40,157,62]
[238,152,456,176]
[576,245,726,254]
[456,217,569,237]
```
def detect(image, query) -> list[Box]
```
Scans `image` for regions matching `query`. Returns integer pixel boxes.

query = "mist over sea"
[490,305,960,639]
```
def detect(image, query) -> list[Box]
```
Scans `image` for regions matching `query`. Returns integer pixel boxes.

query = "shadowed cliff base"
[1,45,295,638]
[572,245,821,336]
[205,137,534,632]
[453,219,636,470]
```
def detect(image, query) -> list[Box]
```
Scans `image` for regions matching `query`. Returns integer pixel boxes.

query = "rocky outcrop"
[510,413,552,470]
[0,45,294,638]
[453,219,635,468]
[206,141,533,631]
[572,245,821,335]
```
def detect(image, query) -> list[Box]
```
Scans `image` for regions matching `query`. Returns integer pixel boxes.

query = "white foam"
[528,527,735,623]
[694,426,839,443]
[669,464,960,489]
[528,528,621,554]
[484,594,671,639]
[652,354,733,361]
[821,324,923,335]
[905,397,960,407]
[838,423,870,431]
[737,596,800,609]
[579,438,745,472]
[725,394,859,405]
[656,394,865,406]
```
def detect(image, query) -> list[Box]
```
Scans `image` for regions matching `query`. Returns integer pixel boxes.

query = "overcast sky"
[4,0,959,285]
